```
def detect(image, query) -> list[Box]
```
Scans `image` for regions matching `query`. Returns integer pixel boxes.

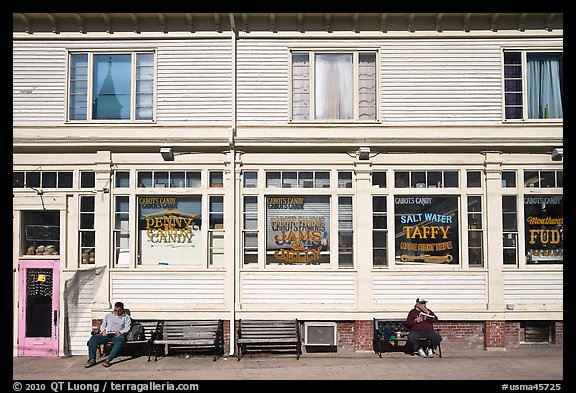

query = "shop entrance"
[18,259,60,356]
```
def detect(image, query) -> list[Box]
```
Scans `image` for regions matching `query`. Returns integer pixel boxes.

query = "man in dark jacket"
[405,297,442,357]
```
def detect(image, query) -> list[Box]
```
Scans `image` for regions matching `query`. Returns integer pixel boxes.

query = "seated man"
[85,301,131,368]
[405,297,442,358]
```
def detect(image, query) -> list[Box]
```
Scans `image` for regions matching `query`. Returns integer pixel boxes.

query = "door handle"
[53,310,58,326]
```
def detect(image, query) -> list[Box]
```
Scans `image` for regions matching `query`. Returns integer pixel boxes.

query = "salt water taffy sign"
[395,196,459,264]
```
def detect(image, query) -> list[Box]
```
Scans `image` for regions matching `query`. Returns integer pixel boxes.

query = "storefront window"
[137,196,202,266]
[266,196,330,265]
[21,211,60,257]
[524,195,563,264]
[394,196,459,265]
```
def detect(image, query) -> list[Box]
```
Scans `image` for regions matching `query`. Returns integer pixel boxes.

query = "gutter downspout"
[228,12,238,356]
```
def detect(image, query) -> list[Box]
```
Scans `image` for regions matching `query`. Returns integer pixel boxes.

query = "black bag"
[126,321,146,341]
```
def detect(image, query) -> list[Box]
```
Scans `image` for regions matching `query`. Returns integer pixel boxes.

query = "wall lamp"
[160,147,201,161]
[551,147,563,161]
[357,146,371,160]
[345,146,382,160]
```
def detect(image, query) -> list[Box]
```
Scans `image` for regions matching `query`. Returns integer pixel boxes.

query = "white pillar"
[92,150,113,312]
[483,151,505,313]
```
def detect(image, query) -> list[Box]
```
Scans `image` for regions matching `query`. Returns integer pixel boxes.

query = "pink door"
[18,259,60,356]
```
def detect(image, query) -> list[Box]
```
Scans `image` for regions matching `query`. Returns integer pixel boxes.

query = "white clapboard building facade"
[13,13,562,356]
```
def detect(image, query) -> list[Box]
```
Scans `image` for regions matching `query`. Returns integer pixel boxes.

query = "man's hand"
[101,329,107,336]
[415,315,424,323]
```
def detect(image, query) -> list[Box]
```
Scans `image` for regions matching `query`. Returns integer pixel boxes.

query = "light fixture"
[357,146,371,160]
[160,147,175,161]
[551,147,563,161]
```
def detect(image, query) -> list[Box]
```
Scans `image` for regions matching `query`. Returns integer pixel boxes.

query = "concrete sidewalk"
[13,347,563,381]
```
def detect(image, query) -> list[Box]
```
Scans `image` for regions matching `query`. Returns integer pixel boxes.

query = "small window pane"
[115,171,130,188]
[26,172,40,188]
[80,171,95,188]
[186,171,201,188]
[373,196,387,212]
[427,171,442,188]
[170,172,186,188]
[282,172,297,188]
[411,172,426,188]
[42,172,57,188]
[13,172,25,188]
[58,172,73,188]
[372,172,386,188]
[338,172,352,188]
[395,172,409,188]
[467,171,482,187]
[138,172,153,187]
[502,171,516,188]
[444,171,459,187]
[243,171,258,188]
[266,172,281,188]
[210,171,224,188]
[154,172,169,188]
[299,172,314,188]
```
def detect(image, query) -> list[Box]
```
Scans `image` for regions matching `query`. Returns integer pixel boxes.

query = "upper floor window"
[68,51,155,121]
[503,50,563,121]
[291,51,377,121]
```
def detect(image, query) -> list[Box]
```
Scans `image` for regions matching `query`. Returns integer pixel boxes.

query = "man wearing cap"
[405,298,442,358]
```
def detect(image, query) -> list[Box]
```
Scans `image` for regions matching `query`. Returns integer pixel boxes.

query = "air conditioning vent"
[304,322,337,346]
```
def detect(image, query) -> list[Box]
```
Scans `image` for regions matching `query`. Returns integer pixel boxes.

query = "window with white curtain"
[291,50,377,121]
[503,50,563,120]
[68,51,155,121]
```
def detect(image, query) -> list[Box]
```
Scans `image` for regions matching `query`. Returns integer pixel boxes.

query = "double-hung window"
[68,51,155,121]
[503,50,563,120]
[291,50,377,121]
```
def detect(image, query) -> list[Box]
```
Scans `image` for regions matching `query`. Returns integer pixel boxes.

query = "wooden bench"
[374,318,442,358]
[236,319,301,360]
[149,320,224,361]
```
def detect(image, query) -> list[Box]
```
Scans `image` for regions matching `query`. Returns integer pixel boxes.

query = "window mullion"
[87,53,93,121]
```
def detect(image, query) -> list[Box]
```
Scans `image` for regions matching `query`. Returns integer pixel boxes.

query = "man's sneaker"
[417,348,427,357]
[84,359,96,368]
[426,348,434,358]
[103,359,111,367]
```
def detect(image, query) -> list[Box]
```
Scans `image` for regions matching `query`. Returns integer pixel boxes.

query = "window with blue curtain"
[68,51,154,121]
[504,50,563,120]
[527,53,563,119]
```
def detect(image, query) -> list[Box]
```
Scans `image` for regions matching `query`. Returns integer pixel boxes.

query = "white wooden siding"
[241,273,355,304]
[13,36,561,126]
[13,39,232,126]
[111,272,225,304]
[157,40,232,122]
[503,272,562,304]
[66,276,95,356]
[13,43,66,125]
[236,37,562,124]
[373,273,486,304]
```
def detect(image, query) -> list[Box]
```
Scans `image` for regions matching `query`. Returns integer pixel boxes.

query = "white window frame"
[289,49,380,123]
[501,47,563,123]
[66,49,157,123]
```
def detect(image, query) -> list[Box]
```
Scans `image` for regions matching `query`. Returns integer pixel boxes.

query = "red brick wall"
[355,320,374,351]
[485,321,506,348]
[337,321,355,353]
[435,321,485,350]
[505,321,521,348]
[555,321,563,345]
